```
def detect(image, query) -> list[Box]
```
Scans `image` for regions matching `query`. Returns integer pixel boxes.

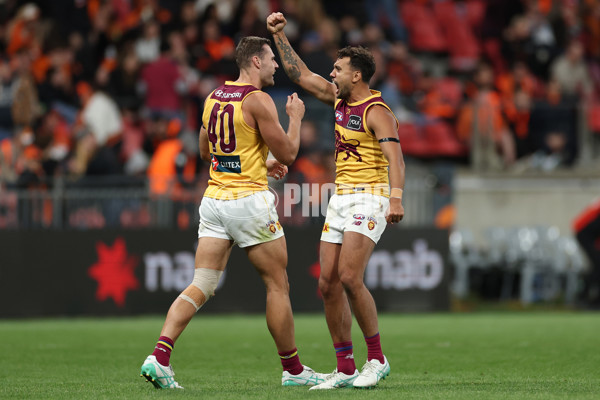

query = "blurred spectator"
[0,128,42,187]
[36,110,72,177]
[496,61,539,102]
[70,81,123,177]
[197,18,236,79]
[433,0,481,72]
[370,45,404,116]
[0,58,17,140]
[296,0,327,31]
[338,14,364,47]
[135,19,161,63]
[202,18,235,62]
[147,118,199,196]
[6,3,41,56]
[504,89,534,159]
[528,79,578,167]
[581,0,600,59]
[231,0,270,42]
[124,0,172,31]
[37,66,77,112]
[498,61,539,158]
[45,0,91,38]
[386,42,421,102]
[364,0,407,43]
[194,0,237,29]
[108,49,143,112]
[298,19,338,81]
[139,41,185,119]
[503,2,559,80]
[481,0,524,73]
[79,82,122,148]
[416,73,462,122]
[550,40,593,100]
[456,63,516,170]
[177,0,200,27]
[11,53,39,126]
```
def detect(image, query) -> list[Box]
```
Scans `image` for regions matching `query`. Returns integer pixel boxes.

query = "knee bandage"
[178,268,223,311]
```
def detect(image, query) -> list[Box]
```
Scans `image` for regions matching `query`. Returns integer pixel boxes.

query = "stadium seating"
[432,0,480,71]
[397,123,431,157]
[422,121,468,158]
[451,225,590,303]
[400,1,446,53]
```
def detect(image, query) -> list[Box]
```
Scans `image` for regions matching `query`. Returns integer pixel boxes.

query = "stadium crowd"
[0,0,599,194]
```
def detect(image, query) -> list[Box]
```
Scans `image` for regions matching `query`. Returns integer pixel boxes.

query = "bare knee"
[264,270,290,295]
[319,275,343,299]
[339,269,364,297]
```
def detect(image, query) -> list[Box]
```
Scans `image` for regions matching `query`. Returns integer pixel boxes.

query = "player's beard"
[337,82,350,100]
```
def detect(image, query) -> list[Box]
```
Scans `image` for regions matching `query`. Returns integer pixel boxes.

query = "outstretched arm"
[367,105,405,224]
[267,12,336,106]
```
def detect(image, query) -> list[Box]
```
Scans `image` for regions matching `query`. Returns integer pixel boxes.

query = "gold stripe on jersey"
[202,81,269,199]
[333,90,398,197]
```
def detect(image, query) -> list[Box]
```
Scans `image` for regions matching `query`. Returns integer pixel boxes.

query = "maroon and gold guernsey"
[202,81,268,199]
[333,90,398,196]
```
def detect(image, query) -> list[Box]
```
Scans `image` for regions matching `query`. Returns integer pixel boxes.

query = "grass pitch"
[1,313,599,399]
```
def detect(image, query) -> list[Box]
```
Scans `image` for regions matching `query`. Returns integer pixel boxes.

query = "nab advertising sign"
[0,227,449,317]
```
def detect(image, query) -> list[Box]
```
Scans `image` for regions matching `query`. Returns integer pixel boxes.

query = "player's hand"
[286,92,305,120]
[266,159,288,180]
[385,197,404,224]
[267,12,287,34]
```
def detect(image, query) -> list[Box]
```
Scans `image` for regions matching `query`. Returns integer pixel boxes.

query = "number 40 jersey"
[202,81,269,200]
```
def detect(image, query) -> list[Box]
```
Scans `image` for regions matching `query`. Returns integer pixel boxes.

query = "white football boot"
[308,369,359,390]
[353,356,390,388]
[140,355,184,389]
[281,365,328,386]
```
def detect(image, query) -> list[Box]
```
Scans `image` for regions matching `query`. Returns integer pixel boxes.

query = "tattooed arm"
[267,12,336,106]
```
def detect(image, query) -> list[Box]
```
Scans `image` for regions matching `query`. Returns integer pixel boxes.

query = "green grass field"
[1,313,599,399]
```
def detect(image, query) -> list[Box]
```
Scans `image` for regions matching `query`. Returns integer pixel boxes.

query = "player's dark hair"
[337,46,376,83]
[235,36,271,70]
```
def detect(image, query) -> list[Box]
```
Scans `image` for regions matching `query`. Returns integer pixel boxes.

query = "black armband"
[378,137,400,143]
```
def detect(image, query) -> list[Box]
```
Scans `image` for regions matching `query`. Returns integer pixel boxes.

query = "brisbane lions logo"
[335,130,362,162]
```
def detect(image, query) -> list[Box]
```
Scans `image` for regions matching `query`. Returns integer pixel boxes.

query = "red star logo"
[88,238,139,307]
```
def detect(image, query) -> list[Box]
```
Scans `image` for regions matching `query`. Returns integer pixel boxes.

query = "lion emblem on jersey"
[335,130,362,162]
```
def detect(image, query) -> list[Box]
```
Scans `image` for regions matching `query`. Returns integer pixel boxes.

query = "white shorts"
[321,193,389,245]
[198,191,284,248]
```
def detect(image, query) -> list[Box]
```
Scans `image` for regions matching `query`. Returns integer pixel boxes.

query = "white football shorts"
[198,190,284,248]
[320,193,389,244]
